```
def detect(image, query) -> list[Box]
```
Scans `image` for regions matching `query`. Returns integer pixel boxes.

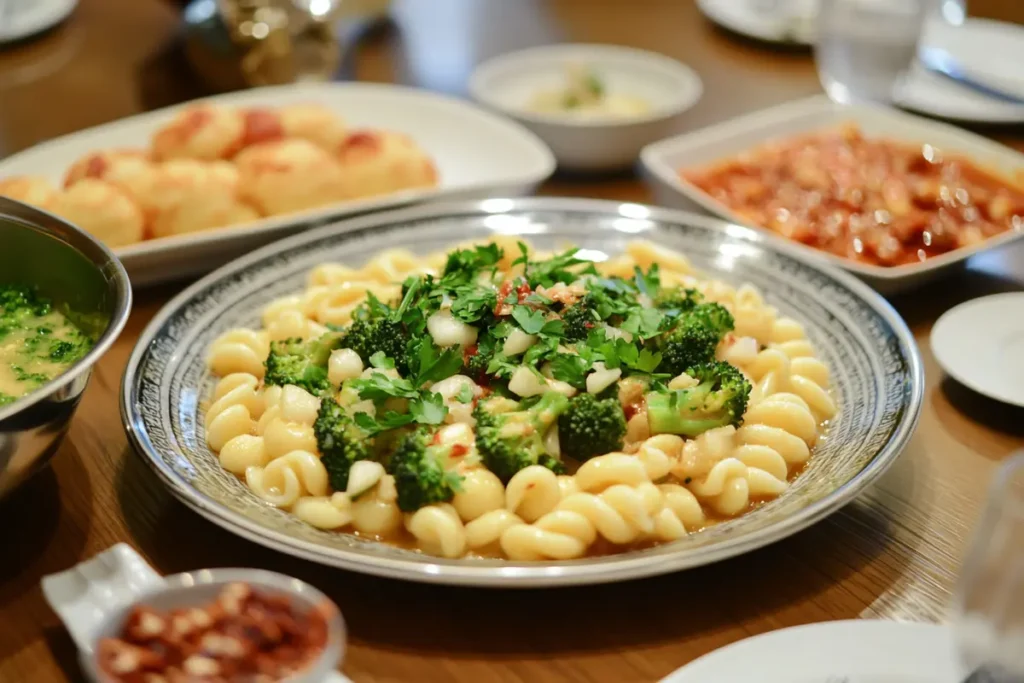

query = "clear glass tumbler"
[952,452,1024,681]
[814,0,929,104]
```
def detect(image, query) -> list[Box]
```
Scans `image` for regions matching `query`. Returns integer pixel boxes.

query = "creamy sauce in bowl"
[0,286,94,406]
[528,64,651,120]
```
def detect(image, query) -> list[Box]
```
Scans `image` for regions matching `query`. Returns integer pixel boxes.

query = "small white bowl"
[469,44,703,172]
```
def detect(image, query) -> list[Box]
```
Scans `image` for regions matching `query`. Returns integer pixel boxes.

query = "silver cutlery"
[918,47,1024,105]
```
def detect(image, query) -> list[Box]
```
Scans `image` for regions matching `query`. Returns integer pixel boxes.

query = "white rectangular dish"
[640,95,1024,292]
[0,82,556,286]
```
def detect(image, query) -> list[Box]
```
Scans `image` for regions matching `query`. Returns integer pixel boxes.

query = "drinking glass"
[814,0,928,104]
[952,452,1024,682]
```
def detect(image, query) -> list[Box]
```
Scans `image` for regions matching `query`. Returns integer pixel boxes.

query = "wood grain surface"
[1,1,1023,681]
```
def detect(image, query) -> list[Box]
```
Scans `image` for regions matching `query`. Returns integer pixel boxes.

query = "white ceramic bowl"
[42,544,348,682]
[469,44,703,172]
[640,95,1024,293]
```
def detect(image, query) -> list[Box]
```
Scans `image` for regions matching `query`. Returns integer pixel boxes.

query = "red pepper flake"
[463,344,479,363]
[516,282,533,303]
[450,443,469,458]
[495,281,515,316]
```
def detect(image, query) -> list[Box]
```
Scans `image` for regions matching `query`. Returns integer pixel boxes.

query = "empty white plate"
[898,18,1024,124]
[662,620,965,683]
[932,293,1024,407]
[0,0,76,43]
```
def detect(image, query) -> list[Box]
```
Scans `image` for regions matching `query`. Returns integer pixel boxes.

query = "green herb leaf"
[409,391,448,425]
[349,372,419,402]
[410,341,464,387]
[369,351,395,369]
[548,353,591,389]
[511,305,547,335]
[621,308,665,340]
[634,348,663,374]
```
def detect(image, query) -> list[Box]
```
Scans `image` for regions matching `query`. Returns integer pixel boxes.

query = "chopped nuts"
[95,582,330,682]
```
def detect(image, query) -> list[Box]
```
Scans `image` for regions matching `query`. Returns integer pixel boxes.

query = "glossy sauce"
[682,125,1024,266]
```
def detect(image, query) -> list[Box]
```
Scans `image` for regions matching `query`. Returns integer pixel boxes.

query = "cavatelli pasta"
[201,238,834,559]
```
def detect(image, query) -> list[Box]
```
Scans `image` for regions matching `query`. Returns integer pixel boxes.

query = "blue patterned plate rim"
[120,197,924,587]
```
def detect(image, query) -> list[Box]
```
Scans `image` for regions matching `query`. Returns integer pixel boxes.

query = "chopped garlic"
[586,362,622,394]
[427,309,478,348]
[503,328,538,356]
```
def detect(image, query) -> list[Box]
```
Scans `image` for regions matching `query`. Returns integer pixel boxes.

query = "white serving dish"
[640,95,1024,293]
[41,543,351,682]
[469,44,702,172]
[0,82,556,286]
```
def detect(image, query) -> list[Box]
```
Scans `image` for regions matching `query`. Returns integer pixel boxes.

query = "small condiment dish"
[469,44,702,171]
[42,544,349,682]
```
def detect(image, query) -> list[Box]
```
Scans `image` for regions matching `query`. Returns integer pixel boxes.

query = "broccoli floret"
[689,302,734,338]
[654,286,703,313]
[313,396,375,492]
[561,298,600,342]
[263,333,340,395]
[658,318,719,377]
[473,391,569,482]
[657,302,735,376]
[646,361,751,437]
[557,392,626,462]
[388,427,465,512]
[463,347,493,383]
[340,317,409,373]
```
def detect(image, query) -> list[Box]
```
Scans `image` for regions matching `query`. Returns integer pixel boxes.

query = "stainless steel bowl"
[0,197,132,497]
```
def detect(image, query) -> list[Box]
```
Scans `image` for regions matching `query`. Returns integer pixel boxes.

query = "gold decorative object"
[183,0,390,91]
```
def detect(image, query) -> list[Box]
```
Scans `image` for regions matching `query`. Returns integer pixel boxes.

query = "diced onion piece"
[348,399,375,418]
[508,367,548,397]
[328,348,364,385]
[427,310,478,348]
[586,362,622,395]
[668,373,699,390]
[719,336,758,366]
[548,379,577,398]
[347,461,385,498]
[544,425,561,457]
[503,328,538,356]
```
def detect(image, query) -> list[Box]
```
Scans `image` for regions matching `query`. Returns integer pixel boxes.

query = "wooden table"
[2,1,1023,681]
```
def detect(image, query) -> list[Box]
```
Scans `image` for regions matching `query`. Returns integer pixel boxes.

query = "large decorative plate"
[121,198,923,587]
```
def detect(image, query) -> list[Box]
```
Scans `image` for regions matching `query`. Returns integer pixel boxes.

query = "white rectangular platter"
[640,95,1024,293]
[0,82,556,286]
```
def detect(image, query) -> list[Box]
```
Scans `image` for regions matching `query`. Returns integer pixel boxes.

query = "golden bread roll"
[278,103,347,150]
[235,138,346,216]
[335,130,438,199]
[0,176,59,210]
[145,159,258,238]
[63,149,160,212]
[237,108,285,151]
[50,178,144,248]
[151,104,246,161]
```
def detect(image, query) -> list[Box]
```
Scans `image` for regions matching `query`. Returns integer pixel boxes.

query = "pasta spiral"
[207,329,269,378]
[245,450,329,508]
